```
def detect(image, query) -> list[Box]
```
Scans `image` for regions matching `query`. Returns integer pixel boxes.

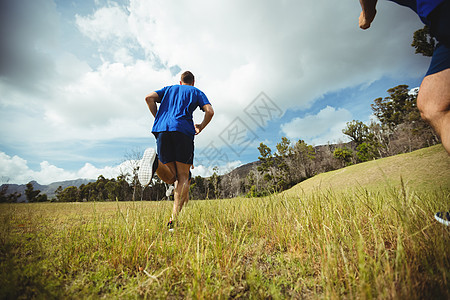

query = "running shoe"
[166,185,174,197]
[138,148,158,187]
[167,220,175,232]
[434,211,450,226]
[165,172,191,196]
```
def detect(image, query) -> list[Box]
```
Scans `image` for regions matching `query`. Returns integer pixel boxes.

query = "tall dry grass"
[1,183,448,299]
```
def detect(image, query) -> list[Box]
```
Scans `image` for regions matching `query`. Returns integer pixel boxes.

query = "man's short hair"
[181,71,195,84]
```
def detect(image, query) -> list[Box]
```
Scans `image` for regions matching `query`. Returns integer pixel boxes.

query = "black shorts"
[155,131,194,165]
[426,1,450,76]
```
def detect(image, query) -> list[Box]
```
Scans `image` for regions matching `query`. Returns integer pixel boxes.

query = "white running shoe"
[138,148,157,187]
[166,185,174,197]
[435,212,450,226]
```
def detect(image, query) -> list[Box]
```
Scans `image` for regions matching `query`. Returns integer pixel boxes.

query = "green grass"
[1,145,449,299]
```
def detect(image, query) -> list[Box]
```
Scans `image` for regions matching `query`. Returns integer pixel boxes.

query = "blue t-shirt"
[152,85,210,138]
[389,0,446,24]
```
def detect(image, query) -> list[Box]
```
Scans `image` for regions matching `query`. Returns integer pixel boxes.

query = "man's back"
[152,85,210,137]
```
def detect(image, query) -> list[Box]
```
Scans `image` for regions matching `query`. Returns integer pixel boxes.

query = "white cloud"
[0,152,30,184]
[0,151,74,185]
[0,151,128,185]
[114,48,135,65]
[76,162,129,181]
[281,106,352,145]
[193,160,242,178]
[75,5,132,42]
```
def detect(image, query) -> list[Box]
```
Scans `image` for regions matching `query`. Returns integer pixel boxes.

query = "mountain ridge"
[1,178,95,202]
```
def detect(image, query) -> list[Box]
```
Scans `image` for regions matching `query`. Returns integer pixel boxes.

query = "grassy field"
[1,146,449,299]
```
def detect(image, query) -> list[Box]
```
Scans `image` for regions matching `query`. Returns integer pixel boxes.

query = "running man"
[358,0,450,155]
[144,71,214,230]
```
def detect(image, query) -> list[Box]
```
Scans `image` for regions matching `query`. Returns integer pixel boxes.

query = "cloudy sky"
[0,0,430,184]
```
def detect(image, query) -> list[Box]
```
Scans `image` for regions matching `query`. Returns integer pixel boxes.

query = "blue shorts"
[426,1,450,76]
[426,43,450,76]
[155,131,194,165]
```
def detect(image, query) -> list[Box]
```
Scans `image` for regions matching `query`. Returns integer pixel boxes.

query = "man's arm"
[195,104,214,135]
[145,92,160,118]
[359,0,378,29]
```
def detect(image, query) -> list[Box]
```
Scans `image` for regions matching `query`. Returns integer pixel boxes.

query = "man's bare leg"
[171,162,191,221]
[417,68,450,154]
[155,161,176,184]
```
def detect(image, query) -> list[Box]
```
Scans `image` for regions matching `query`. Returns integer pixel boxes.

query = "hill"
[283,144,450,196]
[224,144,342,180]
[1,179,95,202]
[227,160,260,178]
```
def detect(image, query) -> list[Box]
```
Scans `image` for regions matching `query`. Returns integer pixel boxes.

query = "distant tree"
[276,137,291,157]
[190,176,207,200]
[55,186,63,202]
[244,170,256,195]
[371,85,417,130]
[367,122,391,158]
[411,25,435,57]
[145,177,166,201]
[342,120,372,146]
[78,184,88,202]
[342,120,382,161]
[274,137,291,190]
[8,192,21,203]
[123,148,144,201]
[0,185,21,203]
[116,174,132,201]
[105,180,119,201]
[356,142,379,162]
[58,186,79,202]
[333,147,354,167]
[95,175,108,201]
[246,185,258,198]
[209,166,220,199]
[25,182,41,202]
[36,194,48,202]
[291,139,316,179]
[257,142,274,183]
[223,172,241,198]
[81,182,97,201]
[0,185,7,203]
[244,169,267,198]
